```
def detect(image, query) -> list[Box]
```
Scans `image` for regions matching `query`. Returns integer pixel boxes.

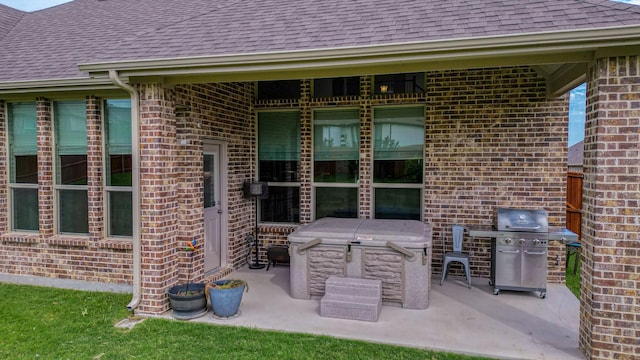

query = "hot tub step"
[320,276,382,321]
[324,276,382,297]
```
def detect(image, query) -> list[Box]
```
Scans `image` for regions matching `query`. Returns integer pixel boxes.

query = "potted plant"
[167,239,208,320]
[207,279,248,319]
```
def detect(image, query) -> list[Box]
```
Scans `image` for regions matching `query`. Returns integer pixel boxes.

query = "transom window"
[257,80,300,100]
[7,102,39,231]
[374,73,425,95]
[313,77,360,98]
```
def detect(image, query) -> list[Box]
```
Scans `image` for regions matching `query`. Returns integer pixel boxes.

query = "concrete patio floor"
[159,265,582,360]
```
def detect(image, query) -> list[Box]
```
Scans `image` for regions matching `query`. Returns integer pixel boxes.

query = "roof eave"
[0,77,123,97]
[78,25,640,79]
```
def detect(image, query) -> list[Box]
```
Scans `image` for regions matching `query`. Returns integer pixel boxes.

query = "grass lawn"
[565,253,581,298]
[0,283,489,360]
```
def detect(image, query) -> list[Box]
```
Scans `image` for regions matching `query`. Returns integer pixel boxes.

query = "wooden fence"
[566,172,583,242]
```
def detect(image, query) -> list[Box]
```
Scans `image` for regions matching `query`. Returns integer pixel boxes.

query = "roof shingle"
[1,0,640,82]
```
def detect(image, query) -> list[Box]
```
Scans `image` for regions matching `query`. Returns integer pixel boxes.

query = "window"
[258,111,300,222]
[373,107,424,220]
[7,102,39,231]
[257,80,300,100]
[313,109,359,219]
[374,73,425,95]
[105,99,133,237]
[313,77,360,98]
[54,100,88,234]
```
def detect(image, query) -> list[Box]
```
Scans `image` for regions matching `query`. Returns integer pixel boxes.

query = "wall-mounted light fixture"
[380,84,389,93]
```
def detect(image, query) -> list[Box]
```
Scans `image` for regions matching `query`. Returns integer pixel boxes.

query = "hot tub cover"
[288,217,431,248]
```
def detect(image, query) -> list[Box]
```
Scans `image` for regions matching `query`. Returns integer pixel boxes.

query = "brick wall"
[424,67,568,282]
[0,67,571,315]
[174,82,255,272]
[0,97,132,287]
[255,68,568,282]
[581,56,640,359]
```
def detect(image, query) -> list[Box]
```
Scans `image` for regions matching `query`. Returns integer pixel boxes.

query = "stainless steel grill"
[491,208,549,299]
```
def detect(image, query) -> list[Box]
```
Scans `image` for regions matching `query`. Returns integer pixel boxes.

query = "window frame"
[256,110,301,224]
[103,99,133,238]
[371,105,425,221]
[311,107,360,220]
[7,102,39,232]
[53,100,89,235]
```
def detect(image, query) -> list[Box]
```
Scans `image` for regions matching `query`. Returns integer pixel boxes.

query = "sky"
[1,0,638,146]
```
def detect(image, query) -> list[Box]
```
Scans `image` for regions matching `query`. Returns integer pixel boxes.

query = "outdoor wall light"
[243,181,269,270]
[380,84,389,93]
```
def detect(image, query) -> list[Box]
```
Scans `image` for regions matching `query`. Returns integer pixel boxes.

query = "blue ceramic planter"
[209,280,246,318]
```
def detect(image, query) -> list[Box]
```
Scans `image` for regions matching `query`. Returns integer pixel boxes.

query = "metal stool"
[440,225,471,288]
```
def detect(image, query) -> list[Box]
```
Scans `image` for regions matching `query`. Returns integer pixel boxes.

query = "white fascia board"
[0,77,119,95]
[78,26,640,77]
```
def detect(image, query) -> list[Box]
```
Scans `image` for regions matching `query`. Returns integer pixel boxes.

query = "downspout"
[108,70,141,311]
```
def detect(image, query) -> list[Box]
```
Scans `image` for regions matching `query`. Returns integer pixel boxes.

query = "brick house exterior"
[0,1,639,359]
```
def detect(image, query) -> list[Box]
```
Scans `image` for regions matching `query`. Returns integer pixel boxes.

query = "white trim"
[76,26,640,77]
[310,107,361,220]
[203,140,229,271]
[0,77,121,93]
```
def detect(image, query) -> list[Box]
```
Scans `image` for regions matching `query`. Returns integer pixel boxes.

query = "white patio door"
[203,144,222,273]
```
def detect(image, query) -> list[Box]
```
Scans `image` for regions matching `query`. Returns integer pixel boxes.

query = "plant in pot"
[167,239,208,320]
[207,279,248,319]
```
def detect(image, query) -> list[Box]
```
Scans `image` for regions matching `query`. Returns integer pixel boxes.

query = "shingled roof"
[0,4,24,41]
[1,0,640,83]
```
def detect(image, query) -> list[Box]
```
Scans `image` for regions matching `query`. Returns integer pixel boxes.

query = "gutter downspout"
[108,70,141,311]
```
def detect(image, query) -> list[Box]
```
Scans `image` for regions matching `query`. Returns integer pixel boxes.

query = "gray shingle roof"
[568,140,584,166]
[0,4,24,41]
[2,0,640,82]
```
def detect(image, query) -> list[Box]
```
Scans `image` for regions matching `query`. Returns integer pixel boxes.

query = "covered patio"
[157,266,582,360]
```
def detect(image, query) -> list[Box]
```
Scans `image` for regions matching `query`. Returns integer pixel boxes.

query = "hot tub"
[288,218,432,309]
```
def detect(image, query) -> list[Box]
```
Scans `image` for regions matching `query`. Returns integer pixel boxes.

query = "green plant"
[565,255,581,298]
[208,279,247,290]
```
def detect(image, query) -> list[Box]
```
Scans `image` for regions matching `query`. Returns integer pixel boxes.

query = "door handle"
[499,249,520,254]
[217,209,223,214]
[524,250,546,256]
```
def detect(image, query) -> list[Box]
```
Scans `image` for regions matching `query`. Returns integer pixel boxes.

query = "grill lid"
[494,208,548,232]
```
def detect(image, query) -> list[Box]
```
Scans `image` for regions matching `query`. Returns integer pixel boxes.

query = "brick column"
[358,75,373,219]
[0,100,6,232]
[36,98,54,239]
[136,83,179,314]
[86,96,104,244]
[174,91,204,280]
[299,79,312,224]
[580,56,640,359]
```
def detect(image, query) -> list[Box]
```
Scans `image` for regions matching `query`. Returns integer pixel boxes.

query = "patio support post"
[135,82,179,315]
[580,55,640,359]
